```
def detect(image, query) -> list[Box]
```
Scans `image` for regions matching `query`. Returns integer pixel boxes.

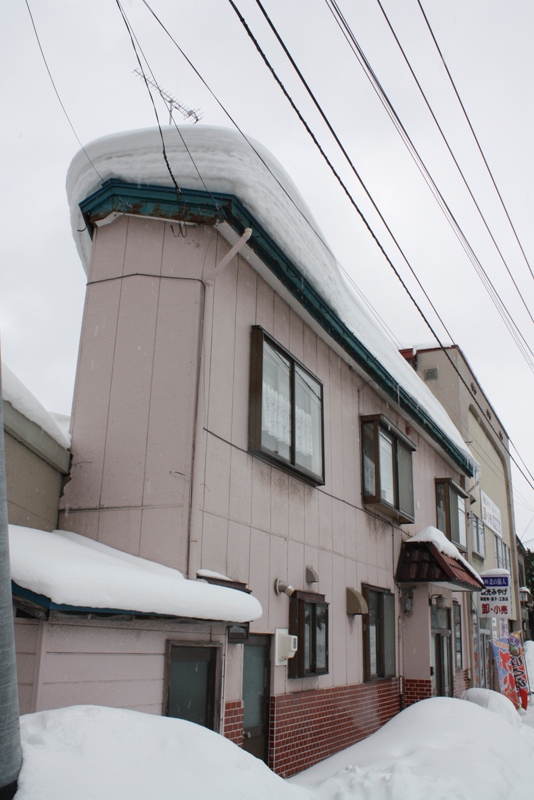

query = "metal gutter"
[79,179,474,477]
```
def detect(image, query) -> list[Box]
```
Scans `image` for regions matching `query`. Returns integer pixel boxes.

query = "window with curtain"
[249,327,324,484]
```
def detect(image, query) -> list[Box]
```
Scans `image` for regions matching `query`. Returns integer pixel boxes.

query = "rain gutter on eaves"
[79,179,474,478]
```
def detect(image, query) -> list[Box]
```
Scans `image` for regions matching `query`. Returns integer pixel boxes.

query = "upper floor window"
[361,415,415,524]
[362,585,396,681]
[436,479,467,550]
[249,327,324,484]
[494,536,511,571]
[471,514,486,558]
[288,591,329,678]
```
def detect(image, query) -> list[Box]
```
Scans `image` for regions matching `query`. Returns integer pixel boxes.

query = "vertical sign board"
[479,574,510,619]
[480,490,502,536]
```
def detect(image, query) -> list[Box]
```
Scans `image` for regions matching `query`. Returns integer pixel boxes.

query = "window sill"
[363,497,414,525]
[250,448,325,487]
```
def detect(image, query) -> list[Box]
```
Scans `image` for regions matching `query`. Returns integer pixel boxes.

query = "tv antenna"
[134,69,202,124]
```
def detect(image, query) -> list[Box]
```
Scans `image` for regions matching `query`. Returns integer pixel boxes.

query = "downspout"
[186,228,252,578]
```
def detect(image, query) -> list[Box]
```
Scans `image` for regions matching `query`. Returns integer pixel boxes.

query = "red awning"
[396,541,484,592]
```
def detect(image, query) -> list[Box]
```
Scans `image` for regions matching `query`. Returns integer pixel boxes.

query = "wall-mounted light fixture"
[403,588,414,614]
[305,566,319,591]
[274,579,295,597]
[430,593,446,609]
[346,588,368,615]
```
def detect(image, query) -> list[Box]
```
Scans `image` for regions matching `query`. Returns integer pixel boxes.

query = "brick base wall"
[403,678,432,707]
[454,668,470,698]
[268,678,400,777]
[223,700,244,747]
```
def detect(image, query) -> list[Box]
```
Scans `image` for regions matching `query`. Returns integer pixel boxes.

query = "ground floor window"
[289,591,329,678]
[453,603,462,670]
[165,644,218,730]
[362,586,396,681]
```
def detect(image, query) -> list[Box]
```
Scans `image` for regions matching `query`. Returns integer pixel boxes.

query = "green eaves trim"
[79,179,473,477]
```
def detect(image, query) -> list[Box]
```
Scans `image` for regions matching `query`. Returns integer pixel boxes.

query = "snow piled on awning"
[2,363,70,448]
[67,125,476,474]
[9,525,262,623]
[410,525,482,584]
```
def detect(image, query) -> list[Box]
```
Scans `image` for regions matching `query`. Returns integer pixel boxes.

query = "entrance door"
[479,630,491,689]
[242,635,270,762]
[431,606,453,697]
[166,645,217,729]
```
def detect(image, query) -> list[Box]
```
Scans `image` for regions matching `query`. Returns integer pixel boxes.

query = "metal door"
[242,635,270,762]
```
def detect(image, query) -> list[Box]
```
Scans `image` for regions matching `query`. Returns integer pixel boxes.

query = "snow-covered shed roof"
[9,525,262,623]
[2,362,70,449]
[67,125,476,476]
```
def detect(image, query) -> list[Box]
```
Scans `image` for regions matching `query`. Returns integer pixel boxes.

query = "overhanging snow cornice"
[79,179,473,477]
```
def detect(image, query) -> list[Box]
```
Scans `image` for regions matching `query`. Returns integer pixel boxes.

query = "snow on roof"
[9,525,262,623]
[410,525,483,584]
[2,362,70,448]
[67,125,475,474]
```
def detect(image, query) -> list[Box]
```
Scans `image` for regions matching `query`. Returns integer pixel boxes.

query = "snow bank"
[9,525,262,623]
[410,525,483,583]
[2,362,70,448]
[67,125,475,473]
[290,696,534,800]
[462,687,521,728]
[525,640,534,690]
[15,705,313,800]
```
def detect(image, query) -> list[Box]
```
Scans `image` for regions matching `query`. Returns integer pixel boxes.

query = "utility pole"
[0,359,22,799]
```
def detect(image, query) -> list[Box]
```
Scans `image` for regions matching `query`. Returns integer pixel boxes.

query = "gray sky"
[2,0,534,541]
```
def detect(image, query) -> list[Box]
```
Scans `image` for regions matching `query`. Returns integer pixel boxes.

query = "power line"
[324,0,534,372]
[417,0,534,284]
[115,0,182,200]
[139,0,534,497]
[374,0,534,327]
[24,0,102,182]
[227,0,534,495]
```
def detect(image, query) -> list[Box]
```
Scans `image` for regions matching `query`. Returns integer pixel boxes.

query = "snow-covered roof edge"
[2,363,70,448]
[9,525,262,624]
[410,526,483,584]
[67,125,476,476]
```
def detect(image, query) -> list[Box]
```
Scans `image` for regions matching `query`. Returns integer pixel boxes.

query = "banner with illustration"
[490,636,530,710]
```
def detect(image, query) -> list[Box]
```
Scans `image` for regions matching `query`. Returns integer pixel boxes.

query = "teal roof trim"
[80,179,473,477]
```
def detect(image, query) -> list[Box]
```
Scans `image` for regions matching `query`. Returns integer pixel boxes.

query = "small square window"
[249,327,324,484]
[361,415,415,523]
[435,479,467,549]
[362,586,396,681]
[288,591,329,678]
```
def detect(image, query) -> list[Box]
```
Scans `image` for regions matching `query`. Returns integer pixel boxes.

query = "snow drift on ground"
[1,362,70,448]
[290,694,534,800]
[67,125,476,474]
[9,525,261,623]
[15,705,314,800]
[525,640,534,688]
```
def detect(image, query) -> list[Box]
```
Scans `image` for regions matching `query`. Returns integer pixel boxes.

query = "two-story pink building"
[12,125,482,777]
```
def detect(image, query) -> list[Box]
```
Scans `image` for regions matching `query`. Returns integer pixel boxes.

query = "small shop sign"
[479,574,510,618]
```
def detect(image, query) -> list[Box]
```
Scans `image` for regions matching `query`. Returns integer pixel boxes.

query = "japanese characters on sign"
[480,490,502,536]
[479,575,510,618]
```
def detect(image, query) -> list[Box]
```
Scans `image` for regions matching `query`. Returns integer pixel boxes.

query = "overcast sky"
[2,0,534,541]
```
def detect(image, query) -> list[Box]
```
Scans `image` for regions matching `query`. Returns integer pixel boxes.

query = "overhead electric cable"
[138,0,400,346]
[24,0,102,181]
[373,0,534,325]
[323,0,534,369]
[417,0,534,283]
[228,0,534,492]
[115,0,182,200]
[139,0,534,495]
